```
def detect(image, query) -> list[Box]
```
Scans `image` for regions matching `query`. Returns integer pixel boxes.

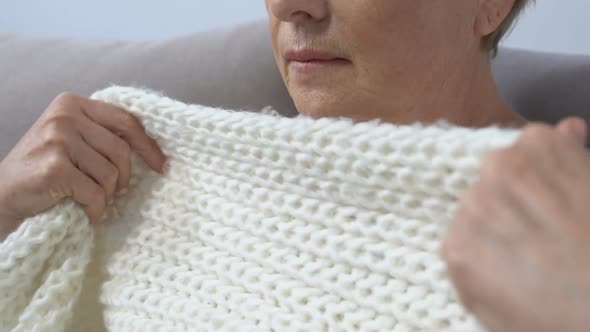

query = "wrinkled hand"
[0,92,166,235]
[442,117,590,332]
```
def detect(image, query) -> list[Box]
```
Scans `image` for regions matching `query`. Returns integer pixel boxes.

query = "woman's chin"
[294,97,363,121]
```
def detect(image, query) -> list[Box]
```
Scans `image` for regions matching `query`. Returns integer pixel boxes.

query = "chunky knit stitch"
[0,86,520,331]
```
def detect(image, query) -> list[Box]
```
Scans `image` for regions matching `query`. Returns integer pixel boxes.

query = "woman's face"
[266,0,490,123]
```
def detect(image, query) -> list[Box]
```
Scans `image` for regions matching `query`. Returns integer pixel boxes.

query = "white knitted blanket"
[0,86,520,332]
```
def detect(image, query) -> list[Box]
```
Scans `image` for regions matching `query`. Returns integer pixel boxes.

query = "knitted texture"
[0,86,520,331]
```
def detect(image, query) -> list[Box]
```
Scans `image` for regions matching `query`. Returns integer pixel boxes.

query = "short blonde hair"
[484,0,533,56]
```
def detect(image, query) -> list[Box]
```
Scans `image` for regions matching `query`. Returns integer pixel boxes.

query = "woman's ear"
[474,0,517,37]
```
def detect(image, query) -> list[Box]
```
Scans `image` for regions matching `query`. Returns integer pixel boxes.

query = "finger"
[444,214,520,331]
[459,238,528,332]
[479,147,559,231]
[556,117,588,146]
[514,124,588,195]
[508,128,590,233]
[507,153,570,229]
[64,163,107,224]
[78,97,167,173]
[466,180,536,244]
[78,119,132,190]
[70,137,119,203]
[443,210,484,313]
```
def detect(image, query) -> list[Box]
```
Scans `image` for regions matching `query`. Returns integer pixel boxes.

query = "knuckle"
[106,163,120,186]
[41,149,70,180]
[114,139,132,159]
[91,184,107,203]
[48,92,81,112]
[520,123,553,145]
[42,116,73,145]
[110,139,132,169]
[120,112,141,131]
[85,192,107,223]
[52,91,79,107]
[46,93,86,121]
[481,148,530,183]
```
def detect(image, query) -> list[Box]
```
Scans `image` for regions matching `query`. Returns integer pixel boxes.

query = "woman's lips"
[285,49,350,73]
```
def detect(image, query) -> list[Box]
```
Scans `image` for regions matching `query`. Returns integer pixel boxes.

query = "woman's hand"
[0,92,166,236]
[442,117,590,332]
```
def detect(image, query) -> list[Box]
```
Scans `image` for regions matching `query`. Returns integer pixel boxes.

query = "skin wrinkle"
[266,0,525,127]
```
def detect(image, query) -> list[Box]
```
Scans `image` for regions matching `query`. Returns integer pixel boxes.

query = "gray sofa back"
[493,48,590,124]
[1,20,589,158]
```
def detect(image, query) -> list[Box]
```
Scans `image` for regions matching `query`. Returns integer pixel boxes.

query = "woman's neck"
[367,54,527,129]
[439,54,527,129]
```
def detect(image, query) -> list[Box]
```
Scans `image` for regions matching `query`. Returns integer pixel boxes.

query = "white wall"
[0,1,588,55]
[502,1,590,54]
[0,1,267,40]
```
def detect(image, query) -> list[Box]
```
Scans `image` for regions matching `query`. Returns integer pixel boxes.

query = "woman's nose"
[267,0,329,23]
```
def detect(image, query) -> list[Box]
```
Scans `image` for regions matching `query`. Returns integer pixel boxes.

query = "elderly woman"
[1,0,589,331]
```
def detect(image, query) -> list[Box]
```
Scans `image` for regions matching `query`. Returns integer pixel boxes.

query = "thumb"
[556,117,588,146]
